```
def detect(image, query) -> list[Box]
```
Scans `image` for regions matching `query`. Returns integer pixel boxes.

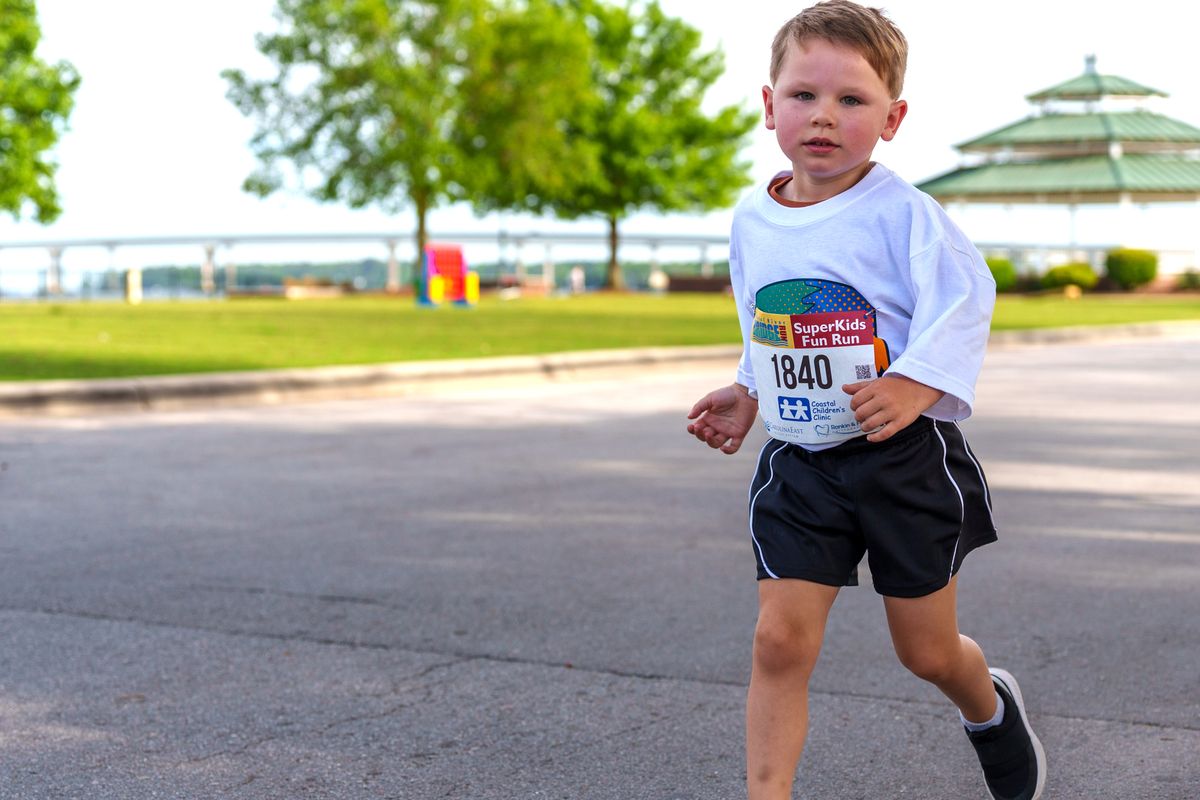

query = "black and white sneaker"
[965,668,1046,800]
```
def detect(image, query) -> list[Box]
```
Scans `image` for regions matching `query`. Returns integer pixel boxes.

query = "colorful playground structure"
[417,243,479,307]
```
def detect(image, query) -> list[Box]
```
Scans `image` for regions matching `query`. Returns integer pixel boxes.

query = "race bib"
[749,280,889,445]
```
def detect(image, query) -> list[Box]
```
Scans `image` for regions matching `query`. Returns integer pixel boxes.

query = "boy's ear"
[762,85,776,130]
[880,98,908,142]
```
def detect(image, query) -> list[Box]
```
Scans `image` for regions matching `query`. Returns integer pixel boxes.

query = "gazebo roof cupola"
[1026,55,1167,103]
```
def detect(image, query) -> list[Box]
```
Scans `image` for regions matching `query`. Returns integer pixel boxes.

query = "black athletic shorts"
[747,416,997,598]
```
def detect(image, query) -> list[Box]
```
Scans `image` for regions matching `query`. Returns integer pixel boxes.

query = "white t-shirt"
[730,163,996,451]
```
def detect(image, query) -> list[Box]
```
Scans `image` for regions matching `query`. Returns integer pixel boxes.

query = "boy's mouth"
[803,138,837,151]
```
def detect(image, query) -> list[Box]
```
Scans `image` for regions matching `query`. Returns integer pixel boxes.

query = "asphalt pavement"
[1,331,1198,798]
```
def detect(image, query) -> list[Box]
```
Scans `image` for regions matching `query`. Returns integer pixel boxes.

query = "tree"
[552,0,757,289]
[223,0,593,277]
[452,1,597,215]
[0,0,80,223]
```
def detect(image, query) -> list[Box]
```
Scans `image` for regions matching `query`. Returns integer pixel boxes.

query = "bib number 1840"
[770,353,833,390]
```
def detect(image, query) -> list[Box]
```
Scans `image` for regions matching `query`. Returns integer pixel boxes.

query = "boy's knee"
[752,616,821,675]
[895,645,958,684]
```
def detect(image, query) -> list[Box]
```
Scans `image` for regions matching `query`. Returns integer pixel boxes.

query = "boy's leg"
[884,576,1046,800]
[746,578,839,800]
[881,576,996,720]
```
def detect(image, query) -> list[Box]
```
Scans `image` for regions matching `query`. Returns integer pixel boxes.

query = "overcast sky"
[2,0,1198,254]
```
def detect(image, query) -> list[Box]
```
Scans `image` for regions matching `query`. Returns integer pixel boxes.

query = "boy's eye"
[841,96,863,106]
[795,91,815,101]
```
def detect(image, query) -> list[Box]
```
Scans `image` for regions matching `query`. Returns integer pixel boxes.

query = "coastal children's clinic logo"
[778,396,810,422]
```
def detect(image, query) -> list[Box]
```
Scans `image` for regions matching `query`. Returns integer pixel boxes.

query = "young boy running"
[686,3,1046,798]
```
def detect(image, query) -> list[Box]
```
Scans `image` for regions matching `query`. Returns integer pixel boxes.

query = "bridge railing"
[1,231,1192,300]
[0,230,731,300]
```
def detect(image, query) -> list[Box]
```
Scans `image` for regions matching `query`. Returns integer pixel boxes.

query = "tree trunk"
[414,193,429,289]
[605,214,625,290]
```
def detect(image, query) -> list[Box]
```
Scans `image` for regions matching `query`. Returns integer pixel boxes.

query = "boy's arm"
[842,374,944,443]
[883,235,997,421]
[687,383,759,455]
[689,221,760,455]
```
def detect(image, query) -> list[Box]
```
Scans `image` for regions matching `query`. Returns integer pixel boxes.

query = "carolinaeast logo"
[778,396,810,422]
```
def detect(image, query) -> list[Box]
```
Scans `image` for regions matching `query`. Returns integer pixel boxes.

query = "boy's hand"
[687,383,759,454]
[842,374,944,443]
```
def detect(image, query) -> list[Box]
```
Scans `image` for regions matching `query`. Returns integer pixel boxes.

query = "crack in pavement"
[185,661,466,771]
[188,583,398,610]
[3,604,1197,735]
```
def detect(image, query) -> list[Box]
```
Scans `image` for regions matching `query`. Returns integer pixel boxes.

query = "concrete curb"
[0,345,743,417]
[4,321,1200,417]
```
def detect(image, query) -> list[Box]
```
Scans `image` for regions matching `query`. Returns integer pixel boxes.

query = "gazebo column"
[1067,203,1078,261]
[999,205,1023,272]
[1195,196,1200,271]
[1035,196,1048,274]
[1117,192,1134,247]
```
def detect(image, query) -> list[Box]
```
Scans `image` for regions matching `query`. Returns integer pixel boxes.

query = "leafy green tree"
[553,0,757,289]
[453,1,597,214]
[0,0,80,223]
[224,0,592,273]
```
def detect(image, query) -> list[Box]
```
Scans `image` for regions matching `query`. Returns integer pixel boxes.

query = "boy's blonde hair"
[770,0,908,99]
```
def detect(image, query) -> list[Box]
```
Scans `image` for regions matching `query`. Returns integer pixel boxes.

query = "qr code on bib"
[854,364,872,380]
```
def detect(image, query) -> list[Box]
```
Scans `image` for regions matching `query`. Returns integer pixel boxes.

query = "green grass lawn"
[2,292,1198,381]
[991,293,1200,329]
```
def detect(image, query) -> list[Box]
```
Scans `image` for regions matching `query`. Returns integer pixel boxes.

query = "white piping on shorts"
[748,439,785,580]
[933,423,965,582]
[954,421,996,531]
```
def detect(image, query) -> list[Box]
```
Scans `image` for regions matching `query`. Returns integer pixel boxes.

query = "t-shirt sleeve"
[729,237,758,396]
[886,237,996,420]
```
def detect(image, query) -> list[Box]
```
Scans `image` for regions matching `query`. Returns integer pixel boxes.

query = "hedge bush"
[985,257,1017,292]
[1041,262,1099,291]
[1105,249,1158,290]
[1178,269,1200,291]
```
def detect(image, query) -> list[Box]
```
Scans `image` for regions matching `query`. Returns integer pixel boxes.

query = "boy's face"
[763,37,907,202]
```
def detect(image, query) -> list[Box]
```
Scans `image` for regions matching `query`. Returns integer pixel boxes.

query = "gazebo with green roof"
[917,57,1200,268]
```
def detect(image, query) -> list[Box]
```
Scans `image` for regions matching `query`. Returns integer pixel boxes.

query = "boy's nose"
[810,103,836,128]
